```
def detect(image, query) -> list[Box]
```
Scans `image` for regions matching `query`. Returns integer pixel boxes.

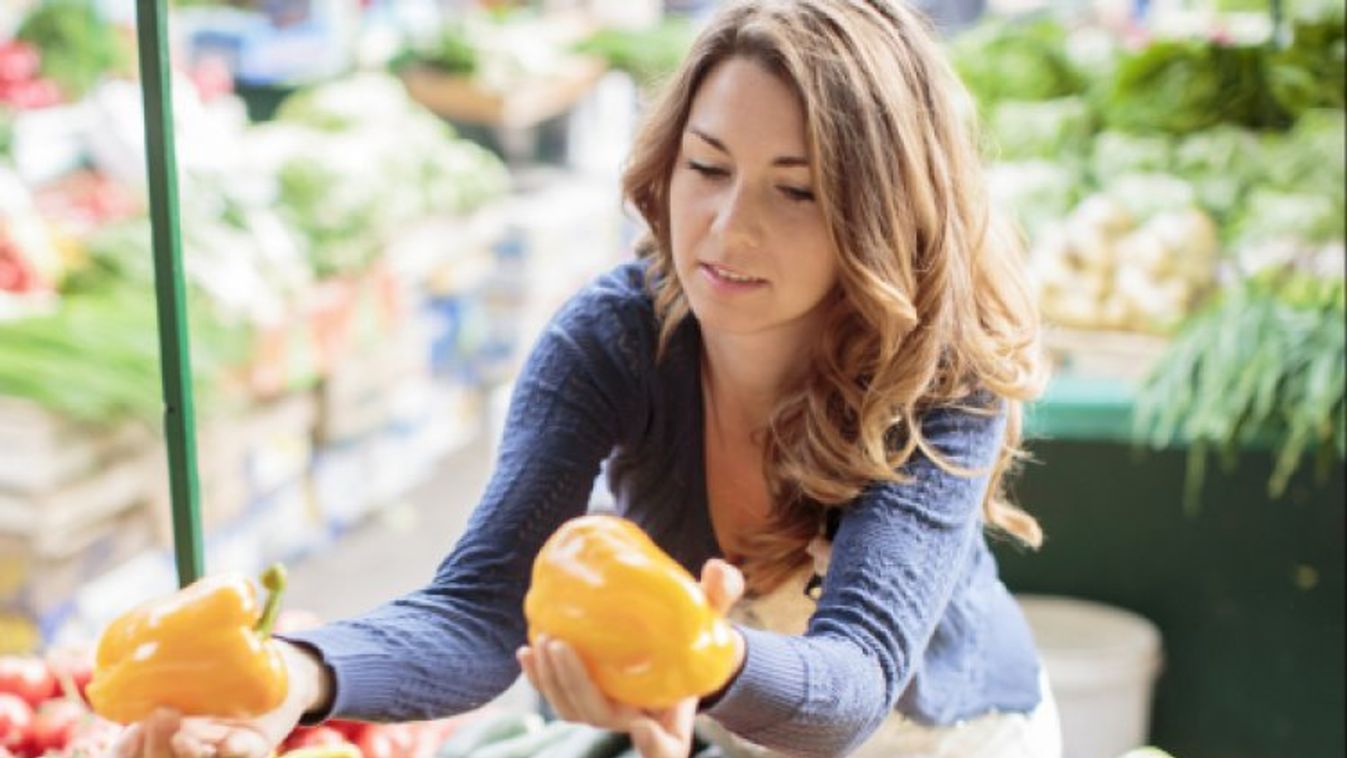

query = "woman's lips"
[699,262,767,293]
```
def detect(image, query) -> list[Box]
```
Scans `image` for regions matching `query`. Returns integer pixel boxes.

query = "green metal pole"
[135,0,205,586]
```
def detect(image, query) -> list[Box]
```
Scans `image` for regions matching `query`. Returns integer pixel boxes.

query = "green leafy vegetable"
[576,18,698,89]
[989,97,1095,161]
[1266,10,1346,119]
[16,0,125,99]
[1091,130,1174,183]
[1136,272,1345,506]
[1099,39,1290,135]
[951,17,1087,108]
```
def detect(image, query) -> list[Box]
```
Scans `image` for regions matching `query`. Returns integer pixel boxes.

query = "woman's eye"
[780,185,815,203]
[687,160,729,179]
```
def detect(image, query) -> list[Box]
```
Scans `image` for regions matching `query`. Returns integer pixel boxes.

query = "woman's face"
[669,57,839,339]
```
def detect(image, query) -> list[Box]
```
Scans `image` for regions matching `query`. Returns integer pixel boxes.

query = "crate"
[1043,327,1171,385]
[399,56,607,130]
[0,502,157,628]
[0,398,152,495]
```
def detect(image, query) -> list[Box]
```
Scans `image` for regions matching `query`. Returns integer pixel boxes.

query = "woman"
[114,1,1059,756]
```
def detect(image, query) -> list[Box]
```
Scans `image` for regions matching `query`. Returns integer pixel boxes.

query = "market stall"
[0,0,1341,755]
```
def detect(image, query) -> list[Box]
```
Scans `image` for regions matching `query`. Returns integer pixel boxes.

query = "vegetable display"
[954,6,1345,500]
[524,515,739,710]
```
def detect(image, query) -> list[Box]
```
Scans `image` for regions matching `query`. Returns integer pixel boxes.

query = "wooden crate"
[1043,327,1171,385]
[0,397,152,495]
[400,55,607,130]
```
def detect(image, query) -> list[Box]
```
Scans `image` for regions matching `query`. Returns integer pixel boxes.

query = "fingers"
[143,709,183,758]
[700,559,745,615]
[217,729,269,758]
[105,712,272,758]
[169,730,214,758]
[517,637,636,731]
[111,723,144,758]
[551,640,639,729]
[629,714,689,758]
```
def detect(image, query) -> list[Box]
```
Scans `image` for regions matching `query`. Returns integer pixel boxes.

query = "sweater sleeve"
[703,400,1008,756]
[281,276,652,721]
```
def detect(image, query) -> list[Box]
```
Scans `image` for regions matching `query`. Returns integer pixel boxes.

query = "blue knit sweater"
[285,261,1043,755]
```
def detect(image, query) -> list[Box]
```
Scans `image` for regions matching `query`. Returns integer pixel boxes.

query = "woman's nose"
[712,182,763,254]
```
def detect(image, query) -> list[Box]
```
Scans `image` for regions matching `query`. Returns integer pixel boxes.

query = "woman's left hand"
[517,558,745,758]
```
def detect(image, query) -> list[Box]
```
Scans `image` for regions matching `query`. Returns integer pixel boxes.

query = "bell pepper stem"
[255,563,287,639]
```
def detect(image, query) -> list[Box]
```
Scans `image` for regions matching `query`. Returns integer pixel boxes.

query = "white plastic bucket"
[1017,594,1164,758]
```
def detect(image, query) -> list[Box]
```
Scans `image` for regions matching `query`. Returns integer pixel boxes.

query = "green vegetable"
[1266,10,1345,119]
[1171,125,1263,222]
[1231,188,1343,251]
[16,0,126,99]
[950,17,1087,109]
[576,18,698,89]
[985,160,1084,242]
[1091,131,1174,183]
[1256,109,1346,201]
[437,711,544,758]
[1104,172,1197,222]
[1136,272,1345,507]
[989,97,1094,162]
[1099,39,1289,135]
[0,284,247,424]
[466,720,581,758]
[533,725,628,758]
[392,23,480,76]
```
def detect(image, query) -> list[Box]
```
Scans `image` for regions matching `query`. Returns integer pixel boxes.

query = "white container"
[1017,594,1164,758]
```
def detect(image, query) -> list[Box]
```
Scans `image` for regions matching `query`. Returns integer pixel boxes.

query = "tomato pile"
[0,651,472,758]
[0,651,116,758]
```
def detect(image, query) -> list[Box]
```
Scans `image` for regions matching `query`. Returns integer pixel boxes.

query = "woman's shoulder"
[542,258,684,382]
[555,259,656,332]
[911,390,1008,467]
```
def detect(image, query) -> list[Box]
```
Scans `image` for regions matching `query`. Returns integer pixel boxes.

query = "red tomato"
[355,724,416,758]
[0,659,57,708]
[28,700,85,755]
[325,720,370,743]
[282,726,348,751]
[0,43,39,84]
[42,650,93,704]
[0,694,33,756]
[0,78,60,109]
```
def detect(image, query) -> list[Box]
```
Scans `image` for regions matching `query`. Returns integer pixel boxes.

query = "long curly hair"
[622,0,1047,592]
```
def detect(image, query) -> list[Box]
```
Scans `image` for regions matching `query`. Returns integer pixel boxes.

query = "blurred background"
[0,0,1341,755]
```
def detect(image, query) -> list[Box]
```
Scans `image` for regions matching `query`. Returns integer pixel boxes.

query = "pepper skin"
[524,515,738,709]
[86,565,289,723]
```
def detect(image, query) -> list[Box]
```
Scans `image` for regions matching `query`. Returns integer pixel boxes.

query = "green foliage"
[391,23,479,76]
[1266,10,1346,119]
[990,97,1095,161]
[15,0,125,99]
[1136,273,1345,506]
[576,18,698,89]
[1099,39,1291,135]
[0,281,249,424]
[951,17,1088,108]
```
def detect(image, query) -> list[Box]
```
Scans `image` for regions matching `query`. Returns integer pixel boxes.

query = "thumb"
[630,717,682,758]
[700,559,745,615]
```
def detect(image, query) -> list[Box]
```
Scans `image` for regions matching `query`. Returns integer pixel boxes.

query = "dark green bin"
[999,376,1345,758]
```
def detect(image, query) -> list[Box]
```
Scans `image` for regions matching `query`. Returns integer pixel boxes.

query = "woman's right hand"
[108,641,333,758]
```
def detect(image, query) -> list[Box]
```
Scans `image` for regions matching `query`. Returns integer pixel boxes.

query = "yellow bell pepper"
[86,564,290,723]
[523,515,738,709]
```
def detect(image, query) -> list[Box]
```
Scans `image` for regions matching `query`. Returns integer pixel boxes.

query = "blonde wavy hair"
[622,0,1047,591]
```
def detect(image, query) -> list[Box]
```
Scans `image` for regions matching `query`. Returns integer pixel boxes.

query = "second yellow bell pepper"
[86,564,290,723]
[523,515,738,709]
